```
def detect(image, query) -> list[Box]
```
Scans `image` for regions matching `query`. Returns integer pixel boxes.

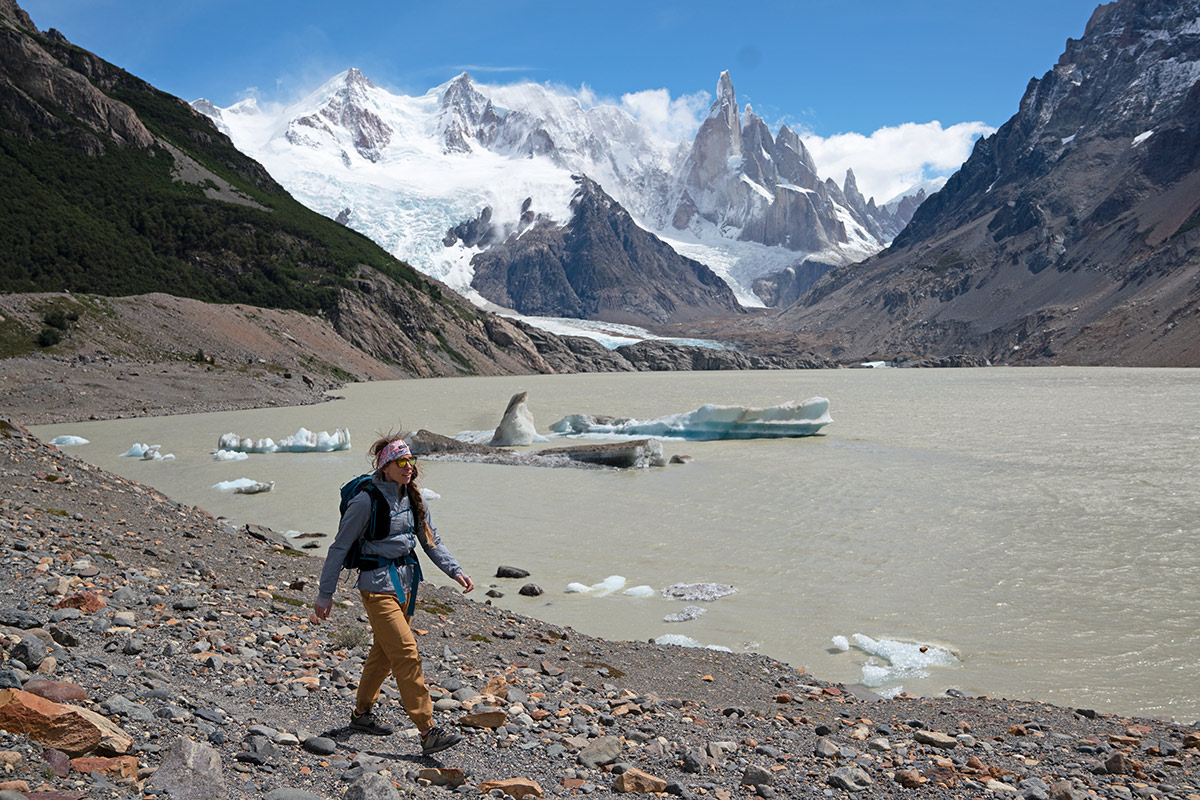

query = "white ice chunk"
[622,585,655,597]
[549,397,831,440]
[212,478,266,491]
[50,435,88,446]
[850,633,960,687]
[214,449,249,461]
[831,635,850,651]
[589,575,626,596]
[120,443,155,457]
[420,488,441,500]
[1132,130,1154,147]
[489,391,539,446]
[217,427,351,453]
[564,582,591,593]
[653,634,732,652]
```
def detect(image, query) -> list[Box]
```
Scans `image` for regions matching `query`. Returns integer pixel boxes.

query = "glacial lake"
[34,367,1200,721]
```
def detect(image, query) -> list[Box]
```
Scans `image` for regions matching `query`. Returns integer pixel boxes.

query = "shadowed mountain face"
[773,0,1200,367]
[470,176,744,326]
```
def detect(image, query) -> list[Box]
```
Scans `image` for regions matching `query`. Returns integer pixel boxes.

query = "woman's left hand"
[455,572,475,594]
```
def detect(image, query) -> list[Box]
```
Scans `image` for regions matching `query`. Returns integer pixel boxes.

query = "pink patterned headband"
[375,438,412,470]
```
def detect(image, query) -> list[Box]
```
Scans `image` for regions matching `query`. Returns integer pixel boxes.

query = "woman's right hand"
[312,596,333,624]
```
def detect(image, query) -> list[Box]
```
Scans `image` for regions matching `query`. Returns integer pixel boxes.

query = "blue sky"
[20,0,1104,200]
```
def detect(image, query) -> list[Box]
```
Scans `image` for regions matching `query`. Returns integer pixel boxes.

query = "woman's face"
[382,457,415,485]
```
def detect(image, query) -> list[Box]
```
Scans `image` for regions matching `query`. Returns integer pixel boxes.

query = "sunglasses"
[388,457,417,469]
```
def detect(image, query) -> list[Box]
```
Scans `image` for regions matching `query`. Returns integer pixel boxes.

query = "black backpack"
[338,474,392,571]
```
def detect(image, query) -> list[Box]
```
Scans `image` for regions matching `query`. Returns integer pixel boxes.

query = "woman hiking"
[313,433,475,756]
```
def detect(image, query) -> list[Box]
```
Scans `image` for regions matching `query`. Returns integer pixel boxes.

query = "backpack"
[338,474,392,571]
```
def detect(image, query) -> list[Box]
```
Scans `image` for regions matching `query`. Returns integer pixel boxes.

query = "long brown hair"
[369,433,433,547]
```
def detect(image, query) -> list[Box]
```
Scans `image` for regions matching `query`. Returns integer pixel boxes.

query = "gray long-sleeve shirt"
[317,474,463,600]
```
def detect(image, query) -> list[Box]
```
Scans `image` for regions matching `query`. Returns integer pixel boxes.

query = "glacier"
[548,398,831,441]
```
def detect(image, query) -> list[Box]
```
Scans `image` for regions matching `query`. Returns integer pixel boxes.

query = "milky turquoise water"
[34,367,1200,721]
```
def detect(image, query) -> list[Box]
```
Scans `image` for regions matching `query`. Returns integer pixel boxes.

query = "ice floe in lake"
[837,633,960,689]
[831,635,850,651]
[653,634,733,652]
[622,585,655,597]
[50,435,88,446]
[663,605,706,623]
[217,427,350,453]
[563,576,653,597]
[120,443,174,461]
[213,478,270,492]
[214,449,249,461]
[661,582,737,602]
[548,397,831,441]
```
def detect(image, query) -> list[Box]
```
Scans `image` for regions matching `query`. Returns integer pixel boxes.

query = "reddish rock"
[457,709,507,729]
[419,767,465,788]
[482,674,509,699]
[1183,732,1200,749]
[1105,752,1135,774]
[895,769,927,788]
[70,754,138,778]
[0,781,31,793]
[52,592,107,613]
[23,680,88,704]
[1007,724,1028,736]
[478,778,544,798]
[613,768,668,793]
[773,693,792,703]
[0,689,132,757]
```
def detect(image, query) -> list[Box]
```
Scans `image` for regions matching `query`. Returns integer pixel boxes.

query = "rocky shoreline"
[1,416,1198,800]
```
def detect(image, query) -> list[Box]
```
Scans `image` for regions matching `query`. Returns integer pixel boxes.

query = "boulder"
[827,765,872,791]
[914,729,958,749]
[146,736,226,800]
[578,736,621,769]
[344,772,399,800]
[0,689,132,757]
[418,767,465,788]
[22,679,87,704]
[489,391,538,446]
[70,754,138,778]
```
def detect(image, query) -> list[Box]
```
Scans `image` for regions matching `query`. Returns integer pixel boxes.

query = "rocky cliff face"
[469,176,744,325]
[772,0,1200,366]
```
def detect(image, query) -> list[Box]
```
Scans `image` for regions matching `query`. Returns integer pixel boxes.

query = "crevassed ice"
[847,633,960,688]
[654,634,733,652]
[218,427,351,453]
[549,398,831,441]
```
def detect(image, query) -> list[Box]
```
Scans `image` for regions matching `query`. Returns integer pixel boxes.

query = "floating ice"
[233,481,274,495]
[842,633,960,688]
[217,427,351,453]
[663,605,706,623]
[831,635,850,651]
[49,435,88,446]
[548,397,831,441]
[661,582,737,602]
[622,585,655,597]
[421,488,440,500]
[653,634,732,652]
[563,575,627,596]
[214,449,249,461]
[121,443,174,461]
[213,478,267,492]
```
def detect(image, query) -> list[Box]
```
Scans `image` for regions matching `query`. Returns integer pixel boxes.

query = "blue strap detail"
[385,553,423,616]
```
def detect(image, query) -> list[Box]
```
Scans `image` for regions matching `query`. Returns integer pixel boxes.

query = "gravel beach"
[0,382,1197,800]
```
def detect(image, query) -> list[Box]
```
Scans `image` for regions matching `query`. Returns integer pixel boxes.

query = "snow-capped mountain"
[195,70,928,312]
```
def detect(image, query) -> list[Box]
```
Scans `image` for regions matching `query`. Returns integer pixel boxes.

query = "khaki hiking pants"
[357,591,433,731]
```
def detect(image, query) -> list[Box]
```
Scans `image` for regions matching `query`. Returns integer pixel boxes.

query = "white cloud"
[801,121,994,204]
[617,88,710,145]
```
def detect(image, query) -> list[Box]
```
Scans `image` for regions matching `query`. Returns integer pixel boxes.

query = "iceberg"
[622,585,655,597]
[120,443,174,461]
[840,633,960,688]
[653,634,733,652]
[563,575,628,596]
[214,449,249,461]
[49,435,88,446]
[213,478,268,492]
[663,605,706,623]
[217,427,351,453]
[548,397,831,440]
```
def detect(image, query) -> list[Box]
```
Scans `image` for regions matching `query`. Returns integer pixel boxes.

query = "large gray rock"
[147,736,227,800]
[344,772,400,800]
[827,765,873,791]
[578,735,622,769]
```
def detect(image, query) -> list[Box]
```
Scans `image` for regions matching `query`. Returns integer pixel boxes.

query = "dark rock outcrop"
[470,175,744,325]
[773,0,1200,367]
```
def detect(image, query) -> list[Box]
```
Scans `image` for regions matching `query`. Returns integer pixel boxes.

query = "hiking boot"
[349,709,394,736]
[419,725,462,756]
